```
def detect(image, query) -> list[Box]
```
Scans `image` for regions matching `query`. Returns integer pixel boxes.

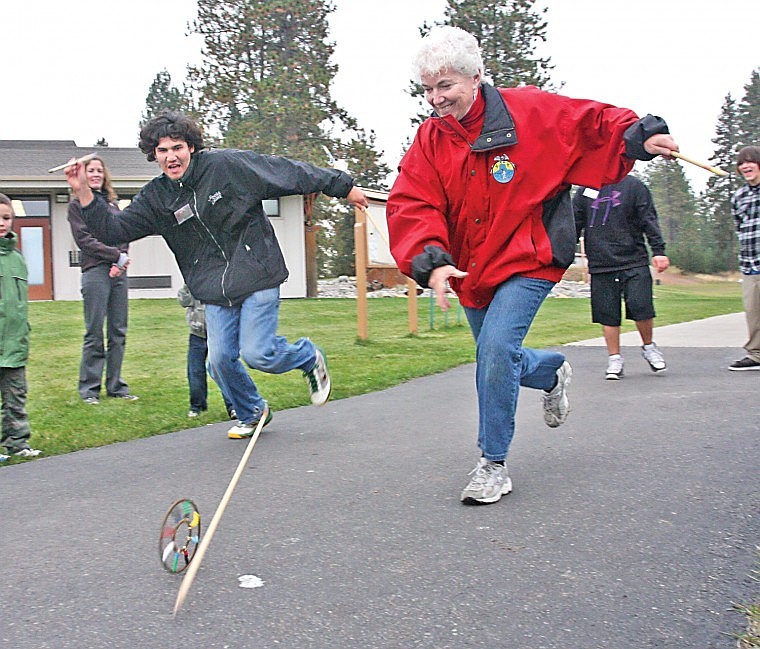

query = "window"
[263,199,280,217]
[11,197,50,217]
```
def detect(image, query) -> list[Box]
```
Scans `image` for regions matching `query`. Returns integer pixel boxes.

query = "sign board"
[363,198,394,267]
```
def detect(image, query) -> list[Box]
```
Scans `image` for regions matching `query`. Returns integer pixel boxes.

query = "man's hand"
[346,187,369,209]
[652,255,670,273]
[64,159,94,207]
[644,134,679,158]
[429,264,467,311]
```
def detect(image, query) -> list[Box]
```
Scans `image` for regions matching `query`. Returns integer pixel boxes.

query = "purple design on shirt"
[589,190,622,226]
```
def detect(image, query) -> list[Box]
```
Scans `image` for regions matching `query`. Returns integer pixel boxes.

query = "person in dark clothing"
[574,174,670,379]
[178,284,235,421]
[65,111,368,439]
[67,156,138,404]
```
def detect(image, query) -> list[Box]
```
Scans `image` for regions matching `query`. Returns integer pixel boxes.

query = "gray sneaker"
[729,356,760,371]
[542,361,572,427]
[460,457,512,505]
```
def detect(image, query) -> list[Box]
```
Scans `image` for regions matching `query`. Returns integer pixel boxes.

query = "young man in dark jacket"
[574,174,670,379]
[65,112,368,438]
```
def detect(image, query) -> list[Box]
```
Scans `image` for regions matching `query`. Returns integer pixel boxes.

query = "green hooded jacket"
[0,232,30,368]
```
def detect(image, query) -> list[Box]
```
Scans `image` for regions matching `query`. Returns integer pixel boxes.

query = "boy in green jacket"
[0,194,40,460]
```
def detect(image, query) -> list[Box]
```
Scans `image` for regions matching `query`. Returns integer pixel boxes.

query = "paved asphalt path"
[2,315,758,648]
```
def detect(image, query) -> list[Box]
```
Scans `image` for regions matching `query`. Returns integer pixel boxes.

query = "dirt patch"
[562,265,740,286]
[656,269,741,286]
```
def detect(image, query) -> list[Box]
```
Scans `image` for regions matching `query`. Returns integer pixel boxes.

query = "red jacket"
[387,84,667,308]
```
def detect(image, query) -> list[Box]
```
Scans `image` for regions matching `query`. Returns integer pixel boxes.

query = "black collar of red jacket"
[471,83,518,152]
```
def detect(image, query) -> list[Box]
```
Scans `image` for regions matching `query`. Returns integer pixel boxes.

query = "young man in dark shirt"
[65,112,368,437]
[574,174,670,379]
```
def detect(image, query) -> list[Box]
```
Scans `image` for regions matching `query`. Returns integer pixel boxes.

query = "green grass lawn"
[18,281,742,458]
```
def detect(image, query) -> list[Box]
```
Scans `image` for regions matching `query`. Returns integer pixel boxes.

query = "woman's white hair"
[412,26,484,83]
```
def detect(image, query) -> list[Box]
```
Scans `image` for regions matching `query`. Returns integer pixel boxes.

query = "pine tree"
[702,93,743,272]
[141,69,188,129]
[638,159,721,273]
[441,0,554,88]
[409,0,556,125]
[736,68,759,148]
[188,0,388,277]
[640,158,696,252]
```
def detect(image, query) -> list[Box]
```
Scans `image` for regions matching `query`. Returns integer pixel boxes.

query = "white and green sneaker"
[227,406,272,439]
[460,458,512,505]
[304,346,331,406]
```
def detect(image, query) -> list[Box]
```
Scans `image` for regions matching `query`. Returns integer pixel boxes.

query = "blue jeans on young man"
[205,286,316,425]
[464,275,565,462]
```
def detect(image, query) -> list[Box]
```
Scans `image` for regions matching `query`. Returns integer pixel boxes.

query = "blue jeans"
[205,287,316,425]
[187,333,233,415]
[464,276,566,462]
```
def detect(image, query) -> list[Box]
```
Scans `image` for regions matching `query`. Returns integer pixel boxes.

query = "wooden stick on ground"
[671,151,729,177]
[47,152,98,174]
[173,404,270,616]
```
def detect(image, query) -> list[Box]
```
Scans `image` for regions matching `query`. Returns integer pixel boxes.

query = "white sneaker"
[227,406,272,439]
[460,457,512,505]
[304,346,331,406]
[14,448,41,458]
[641,343,666,372]
[606,354,624,380]
[542,361,572,427]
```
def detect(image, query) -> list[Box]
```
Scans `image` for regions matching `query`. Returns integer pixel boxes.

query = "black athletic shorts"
[590,266,655,326]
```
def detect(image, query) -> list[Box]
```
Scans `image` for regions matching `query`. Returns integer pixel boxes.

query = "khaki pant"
[742,274,760,362]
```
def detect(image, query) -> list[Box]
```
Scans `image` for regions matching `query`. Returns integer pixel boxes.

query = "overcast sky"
[2,1,757,192]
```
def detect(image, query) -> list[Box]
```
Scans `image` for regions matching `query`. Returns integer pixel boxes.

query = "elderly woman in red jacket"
[387,26,679,506]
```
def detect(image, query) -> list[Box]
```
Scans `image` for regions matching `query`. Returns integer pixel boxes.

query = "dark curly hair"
[138,111,205,162]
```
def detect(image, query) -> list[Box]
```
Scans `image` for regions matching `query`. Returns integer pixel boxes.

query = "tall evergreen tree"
[188,0,388,277]
[640,159,696,248]
[141,69,188,129]
[639,159,707,272]
[440,0,554,88]
[409,0,556,125]
[702,93,743,272]
[736,68,759,148]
